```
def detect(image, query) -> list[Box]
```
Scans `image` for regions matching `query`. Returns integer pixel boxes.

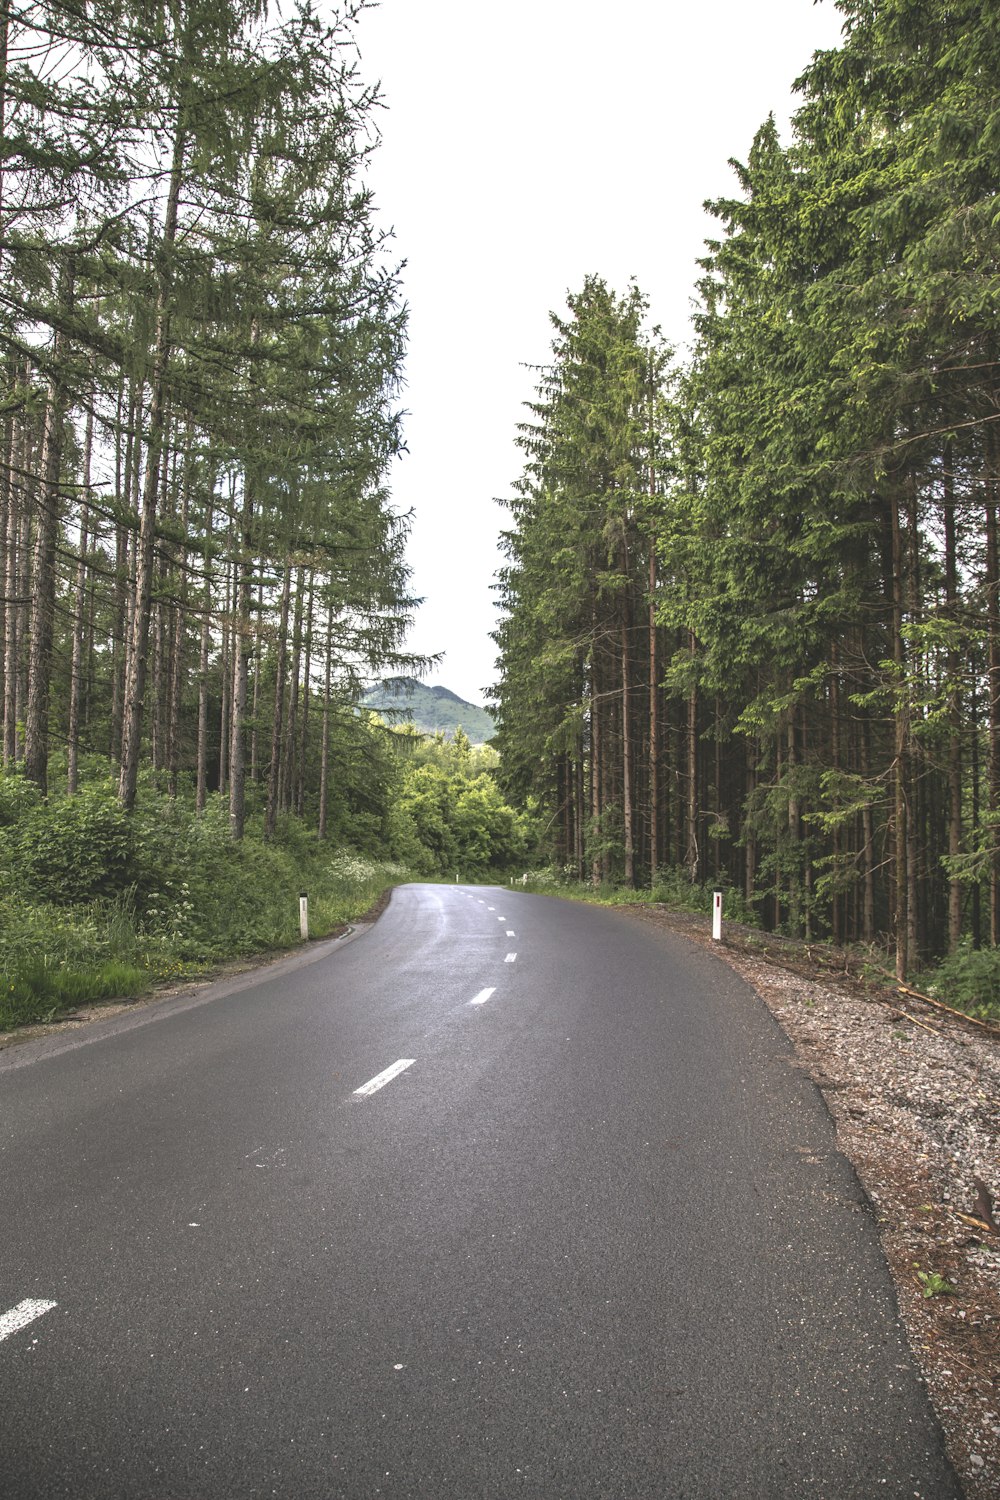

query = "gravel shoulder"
[631,905,1000,1500]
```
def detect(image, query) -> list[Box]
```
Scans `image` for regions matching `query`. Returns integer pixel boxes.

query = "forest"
[4,0,999,1028]
[0,1,527,1028]
[491,0,1000,1001]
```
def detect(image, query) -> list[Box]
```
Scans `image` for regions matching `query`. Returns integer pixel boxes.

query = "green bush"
[5,779,135,903]
[915,941,1000,1022]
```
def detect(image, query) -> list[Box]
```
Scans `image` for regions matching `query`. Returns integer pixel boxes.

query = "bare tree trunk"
[218,560,232,798]
[3,398,22,765]
[943,444,962,952]
[685,632,699,883]
[0,379,10,725]
[648,546,658,883]
[283,565,304,815]
[250,575,263,785]
[860,709,876,944]
[786,716,802,938]
[25,285,70,793]
[229,469,256,840]
[986,440,1000,945]
[167,452,190,798]
[296,571,314,817]
[318,599,333,839]
[590,666,601,886]
[621,591,634,888]
[67,395,95,793]
[890,481,909,979]
[119,124,186,809]
[265,562,292,839]
[196,498,214,813]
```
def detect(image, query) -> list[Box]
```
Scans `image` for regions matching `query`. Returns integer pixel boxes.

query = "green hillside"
[364,679,496,744]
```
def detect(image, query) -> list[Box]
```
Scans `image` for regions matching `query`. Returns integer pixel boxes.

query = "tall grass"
[0,779,412,1031]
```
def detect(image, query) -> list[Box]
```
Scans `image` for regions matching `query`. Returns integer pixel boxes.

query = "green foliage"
[913,942,1000,1022]
[0,725,528,1028]
[2,780,135,903]
[915,1270,957,1300]
[380,726,528,879]
[0,769,417,1029]
[518,864,760,927]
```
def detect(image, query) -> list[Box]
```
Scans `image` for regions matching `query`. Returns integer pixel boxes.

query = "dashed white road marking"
[506,930,516,937]
[505,952,517,963]
[488,906,495,911]
[0,1299,57,1344]
[353,1059,416,1097]
[469,987,496,1006]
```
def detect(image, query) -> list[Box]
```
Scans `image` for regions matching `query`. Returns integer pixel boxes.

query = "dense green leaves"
[493,0,1000,979]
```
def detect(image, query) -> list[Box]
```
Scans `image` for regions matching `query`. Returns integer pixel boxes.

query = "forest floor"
[631,905,1000,1500]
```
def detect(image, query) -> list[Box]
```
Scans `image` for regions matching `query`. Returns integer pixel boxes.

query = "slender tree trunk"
[890,481,909,979]
[685,631,698,883]
[943,444,962,952]
[648,546,658,883]
[119,124,186,809]
[860,709,876,944]
[283,565,305,815]
[297,572,314,817]
[67,396,95,793]
[786,715,802,938]
[150,430,174,776]
[590,670,601,886]
[0,384,10,725]
[229,470,256,840]
[14,454,31,758]
[196,498,214,813]
[3,403,22,765]
[971,675,982,947]
[986,441,1000,945]
[25,281,71,793]
[621,592,634,887]
[218,561,232,797]
[318,599,333,840]
[265,561,292,838]
[250,576,263,784]
[167,454,190,799]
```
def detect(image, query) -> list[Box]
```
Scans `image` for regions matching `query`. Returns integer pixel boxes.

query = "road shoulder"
[629,904,1000,1500]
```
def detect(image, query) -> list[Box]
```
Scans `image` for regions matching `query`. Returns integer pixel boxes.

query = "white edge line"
[469,987,497,1006]
[0,1299,57,1343]
[353,1058,416,1097]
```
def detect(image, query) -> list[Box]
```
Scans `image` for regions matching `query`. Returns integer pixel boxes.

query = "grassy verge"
[515,866,760,925]
[0,835,411,1032]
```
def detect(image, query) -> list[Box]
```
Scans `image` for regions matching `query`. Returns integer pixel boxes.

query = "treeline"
[1,0,418,834]
[492,0,998,978]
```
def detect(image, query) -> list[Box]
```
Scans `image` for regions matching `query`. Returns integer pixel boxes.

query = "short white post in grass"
[712,890,723,942]
[299,891,309,941]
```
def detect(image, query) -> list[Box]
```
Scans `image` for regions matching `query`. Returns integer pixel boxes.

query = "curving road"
[0,883,959,1498]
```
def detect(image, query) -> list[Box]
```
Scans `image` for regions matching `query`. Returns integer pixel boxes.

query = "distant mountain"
[363,678,496,745]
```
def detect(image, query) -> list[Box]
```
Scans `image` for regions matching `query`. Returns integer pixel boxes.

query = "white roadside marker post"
[299,891,309,941]
[712,890,723,942]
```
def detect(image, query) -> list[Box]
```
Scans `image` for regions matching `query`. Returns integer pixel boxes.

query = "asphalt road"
[0,884,960,1498]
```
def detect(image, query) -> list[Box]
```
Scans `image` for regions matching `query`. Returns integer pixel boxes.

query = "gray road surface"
[0,884,960,1498]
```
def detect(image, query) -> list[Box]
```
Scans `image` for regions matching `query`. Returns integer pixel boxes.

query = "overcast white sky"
[355,0,846,707]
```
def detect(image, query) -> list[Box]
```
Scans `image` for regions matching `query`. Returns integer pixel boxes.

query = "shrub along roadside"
[518,866,760,928]
[0,782,413,1032]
